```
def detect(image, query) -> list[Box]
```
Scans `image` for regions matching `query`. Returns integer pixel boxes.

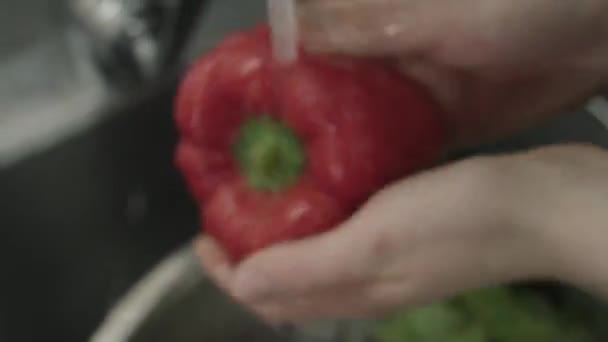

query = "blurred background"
[0,0,607,342]
[0,0,265,341]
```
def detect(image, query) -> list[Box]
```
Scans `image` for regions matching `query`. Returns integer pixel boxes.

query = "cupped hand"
[196,143,608,323]
[195,153,544,322]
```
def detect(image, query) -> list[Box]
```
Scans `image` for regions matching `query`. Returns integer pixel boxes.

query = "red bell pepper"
[175,26,445,262]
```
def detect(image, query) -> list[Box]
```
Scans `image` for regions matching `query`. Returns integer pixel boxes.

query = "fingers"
[229,223,376,304]
[297,0,445,56]
[193,225,387,321]
[252,285,371,323]
[397,58,468,127]
[194,236,234,291]
[194,228,387,323]
[253,282,405,322]
[218,167,465,320]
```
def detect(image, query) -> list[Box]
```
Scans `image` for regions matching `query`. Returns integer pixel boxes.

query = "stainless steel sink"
[1,0,608,342]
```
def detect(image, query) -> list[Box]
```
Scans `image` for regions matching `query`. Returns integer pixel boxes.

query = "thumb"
[297,0,449,56]
[229,219,376,303]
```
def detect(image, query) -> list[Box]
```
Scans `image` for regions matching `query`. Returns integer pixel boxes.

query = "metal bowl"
[90,244,372,342]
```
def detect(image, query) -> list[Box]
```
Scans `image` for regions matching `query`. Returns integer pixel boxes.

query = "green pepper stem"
[233,116,306,192]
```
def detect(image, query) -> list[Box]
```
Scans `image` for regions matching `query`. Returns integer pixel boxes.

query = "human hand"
[196,143,608,323]
[297,0,608,149]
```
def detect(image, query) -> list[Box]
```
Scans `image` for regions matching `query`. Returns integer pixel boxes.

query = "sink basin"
[2,0,608,341]
[0,82,198,342]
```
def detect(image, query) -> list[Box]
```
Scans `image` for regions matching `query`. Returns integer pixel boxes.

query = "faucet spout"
[69,0,207,87]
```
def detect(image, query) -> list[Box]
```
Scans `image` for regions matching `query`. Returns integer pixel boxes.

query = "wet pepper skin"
[175,25,445,262]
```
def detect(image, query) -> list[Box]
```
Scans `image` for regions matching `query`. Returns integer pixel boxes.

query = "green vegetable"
[374,287,593,342]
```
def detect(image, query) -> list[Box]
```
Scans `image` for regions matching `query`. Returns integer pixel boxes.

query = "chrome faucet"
[68,0,207,87]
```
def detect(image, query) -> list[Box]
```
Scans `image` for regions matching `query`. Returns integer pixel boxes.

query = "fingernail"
[232,268,273,303]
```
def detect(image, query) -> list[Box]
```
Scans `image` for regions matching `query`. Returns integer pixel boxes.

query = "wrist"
[460,154,569,284]
[515,145,608,291]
